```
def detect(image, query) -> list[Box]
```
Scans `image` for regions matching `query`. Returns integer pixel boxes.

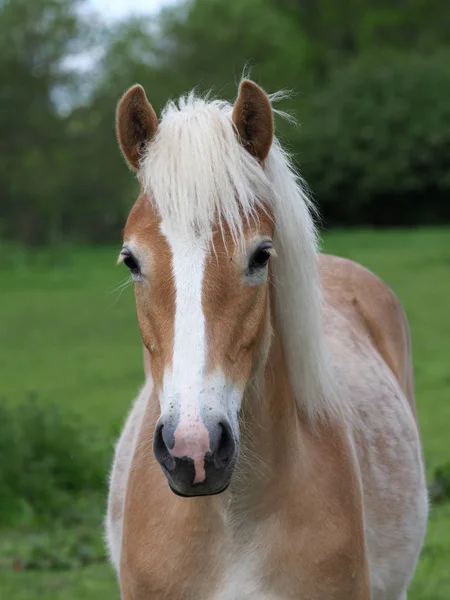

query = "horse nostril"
[153,422,165,453]
[153,422,176,472]
[213,421,236,469]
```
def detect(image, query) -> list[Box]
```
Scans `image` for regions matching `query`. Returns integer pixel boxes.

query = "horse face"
[121,198,274,496]
[116,79,275,496]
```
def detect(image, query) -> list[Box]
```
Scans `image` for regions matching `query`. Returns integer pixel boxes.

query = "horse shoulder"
[319,254,427,597]
[319,253,416,417]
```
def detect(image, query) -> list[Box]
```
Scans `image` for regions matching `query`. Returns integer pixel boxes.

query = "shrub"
[293,50,450,226]
[0,394,110,525]
[429,461,450,504]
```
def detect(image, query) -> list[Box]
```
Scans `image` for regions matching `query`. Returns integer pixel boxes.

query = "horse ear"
[232,79,274,163]
[116,84,158,172]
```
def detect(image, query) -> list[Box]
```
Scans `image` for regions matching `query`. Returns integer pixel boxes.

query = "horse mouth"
[168,480,230,498]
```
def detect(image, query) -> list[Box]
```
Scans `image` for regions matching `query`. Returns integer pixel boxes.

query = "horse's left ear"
[232,79,274,163]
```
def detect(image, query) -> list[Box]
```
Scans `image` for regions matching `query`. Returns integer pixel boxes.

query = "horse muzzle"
[153,415,238,496]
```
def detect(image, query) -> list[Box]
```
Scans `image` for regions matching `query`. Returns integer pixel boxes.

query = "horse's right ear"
[116,84,158,172]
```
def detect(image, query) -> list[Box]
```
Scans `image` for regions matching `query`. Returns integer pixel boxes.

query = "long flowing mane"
[139,88,340,422]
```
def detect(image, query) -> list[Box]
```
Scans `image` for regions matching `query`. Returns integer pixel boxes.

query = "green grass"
[0,246,141,434]
[0,565,119,599]
[1,228,449,598]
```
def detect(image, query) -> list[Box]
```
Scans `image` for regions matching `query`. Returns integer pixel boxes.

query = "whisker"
[106,276,133,311]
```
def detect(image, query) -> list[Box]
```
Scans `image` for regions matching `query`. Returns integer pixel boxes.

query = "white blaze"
[161,224,210,483]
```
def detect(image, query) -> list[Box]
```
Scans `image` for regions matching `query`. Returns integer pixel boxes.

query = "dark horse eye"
[249,243,272,270]
[123,253,140,275]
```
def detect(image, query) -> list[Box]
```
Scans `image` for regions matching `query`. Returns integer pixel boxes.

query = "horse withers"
[106,79,428,599]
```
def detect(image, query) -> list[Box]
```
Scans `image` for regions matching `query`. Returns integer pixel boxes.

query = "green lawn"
[1,228,449,598]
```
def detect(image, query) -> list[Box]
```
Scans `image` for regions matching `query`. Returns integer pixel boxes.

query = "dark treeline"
[2,0,450,245]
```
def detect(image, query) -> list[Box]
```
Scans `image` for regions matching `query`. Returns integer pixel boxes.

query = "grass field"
[1,228,449,598]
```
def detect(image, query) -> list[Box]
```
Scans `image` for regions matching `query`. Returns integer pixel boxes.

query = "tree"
[0,0,90,243]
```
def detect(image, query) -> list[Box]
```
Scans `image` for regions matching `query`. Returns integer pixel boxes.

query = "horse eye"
[123,253,140,274]
[249,244,272,270]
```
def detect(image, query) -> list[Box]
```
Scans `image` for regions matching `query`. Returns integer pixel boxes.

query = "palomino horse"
[106,79,428,599]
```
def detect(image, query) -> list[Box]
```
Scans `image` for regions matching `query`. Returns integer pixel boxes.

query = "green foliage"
[2,0,450,244]
[296,51,450,225]
[0,394,109,525]
[0,511,106,571]
[274,0,450,71]
[0,0,91,244]
[429,462,450,504]
[158,0,308,95]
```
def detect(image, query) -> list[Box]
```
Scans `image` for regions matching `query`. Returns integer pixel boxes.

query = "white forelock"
[140,93,270,245]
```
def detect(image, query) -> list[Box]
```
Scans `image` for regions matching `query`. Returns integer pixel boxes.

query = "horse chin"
[168,481,230,498]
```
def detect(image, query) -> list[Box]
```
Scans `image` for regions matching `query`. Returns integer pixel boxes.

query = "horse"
[106,79,428,599]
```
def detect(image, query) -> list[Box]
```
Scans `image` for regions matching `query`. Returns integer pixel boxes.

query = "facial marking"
[161,223,211,483]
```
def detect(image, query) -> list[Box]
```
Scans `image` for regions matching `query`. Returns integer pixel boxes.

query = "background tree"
[1,0,450,244]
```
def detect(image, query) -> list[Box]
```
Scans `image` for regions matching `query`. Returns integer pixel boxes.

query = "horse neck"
[230,309,304,509]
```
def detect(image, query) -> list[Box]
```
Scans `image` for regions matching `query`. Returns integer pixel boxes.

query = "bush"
[294,50,450,226]
[0,504,107,571]
[0,394,110,525]
[429,461,450,505]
